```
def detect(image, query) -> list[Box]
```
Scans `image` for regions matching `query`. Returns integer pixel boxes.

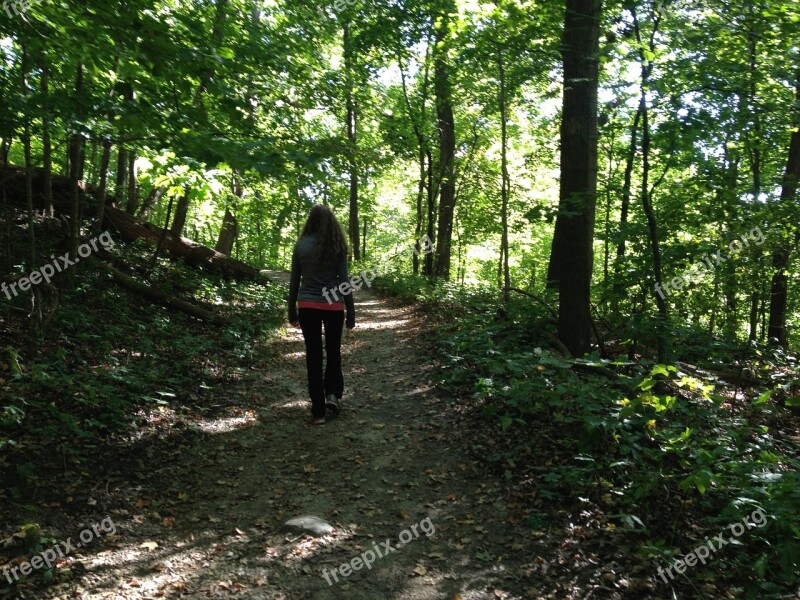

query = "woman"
[288,205,356,425]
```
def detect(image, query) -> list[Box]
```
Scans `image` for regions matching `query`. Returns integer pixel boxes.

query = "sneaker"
[325,394,341,415]
[312,417,326,425]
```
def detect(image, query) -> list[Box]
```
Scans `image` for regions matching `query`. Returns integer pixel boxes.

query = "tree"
[767,71,800,346]
[547,0,603,357]
[432,0,457,280]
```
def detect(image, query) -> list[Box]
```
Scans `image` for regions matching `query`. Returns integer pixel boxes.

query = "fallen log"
[103,205,262,280]
[94,260,228,324]
[2,166,266,282]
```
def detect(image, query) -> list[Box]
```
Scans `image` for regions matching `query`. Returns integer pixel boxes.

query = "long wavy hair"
[300,204,349,264]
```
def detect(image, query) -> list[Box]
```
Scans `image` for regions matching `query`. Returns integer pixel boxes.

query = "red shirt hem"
[298,300,345,311]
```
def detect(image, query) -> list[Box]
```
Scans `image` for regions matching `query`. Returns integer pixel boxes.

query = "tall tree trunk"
[125,151,138,214]
[86,139,98,184]
[749,291,759,343]
[398,40,431,275]
[68,64,86,262]
[546,0,602,357]
[767,71,800,346]
[362,217,367,259]
[709,272,719,337]
[95,139,112,230]
[344,23,360,261]
[413,146,425,275]
[115,147,127,204]
[41,62,53,217]
[746,6,763,344]
[215,173,241,256]
[148,192,176,273]
[433,0,457,280]
[21,47,36,270]
[601,129,615,289]
[138,186,165,219]
[216,208,239,256]
[171,189,190,237]
[497,47,511,300]
[721,148,739,339]
[425,148,436,276]
[613,105,641,286]
[1,185,9,272]
[634,9,669,362]
[0,137,10,166]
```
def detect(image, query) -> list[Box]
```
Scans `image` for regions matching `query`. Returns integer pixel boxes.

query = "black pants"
[298,308,345,418]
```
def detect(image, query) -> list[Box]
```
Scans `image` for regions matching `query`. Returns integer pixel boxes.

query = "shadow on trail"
[32,290,531,599]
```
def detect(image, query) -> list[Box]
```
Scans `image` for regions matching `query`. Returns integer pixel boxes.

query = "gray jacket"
[288,235,355,325]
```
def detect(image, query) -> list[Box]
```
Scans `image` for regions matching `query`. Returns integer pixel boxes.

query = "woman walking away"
[288,205,356,425]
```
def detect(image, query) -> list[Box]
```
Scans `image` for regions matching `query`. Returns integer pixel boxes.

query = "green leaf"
[753,389,773,405]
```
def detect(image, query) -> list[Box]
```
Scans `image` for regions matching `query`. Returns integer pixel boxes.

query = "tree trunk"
[632,7,668,362]
[138,186,165,219]
[68,64,86,262]
[398,40,431,275]
[1,184,9,272]
[86,139,98,184]
[414,146,425,275]
[215,173,242,256]
[425,148,436,277]
[125,150,138,214]
[21,47,36,270]
[721,149,739,339]
[149,192,176,273]
[433,0,457,280]
[749,290,759,343]
[0,137,10,166]
[216,208,238,256]
[613,105,641,284]
[41,62,53,217]
[344,23,361,261]
[745,5,763,344]
[767,72,800,346]
[95,139,112,230]
[171,188,190,237]
[546,0,602,357]
[362,217,367,259]
[498,47,511,300]
[115,147,127,204]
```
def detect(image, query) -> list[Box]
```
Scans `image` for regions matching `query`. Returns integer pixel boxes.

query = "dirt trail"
[36,290,537,600]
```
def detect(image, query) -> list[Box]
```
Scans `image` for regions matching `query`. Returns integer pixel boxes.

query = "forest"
[0,0,799,598]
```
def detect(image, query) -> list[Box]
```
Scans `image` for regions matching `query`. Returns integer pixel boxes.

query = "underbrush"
[0,227,286,506]
[374,273,800,598]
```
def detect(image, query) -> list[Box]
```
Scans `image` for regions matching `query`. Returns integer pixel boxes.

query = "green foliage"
[406,274,800,596]
[0,239,284,500]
